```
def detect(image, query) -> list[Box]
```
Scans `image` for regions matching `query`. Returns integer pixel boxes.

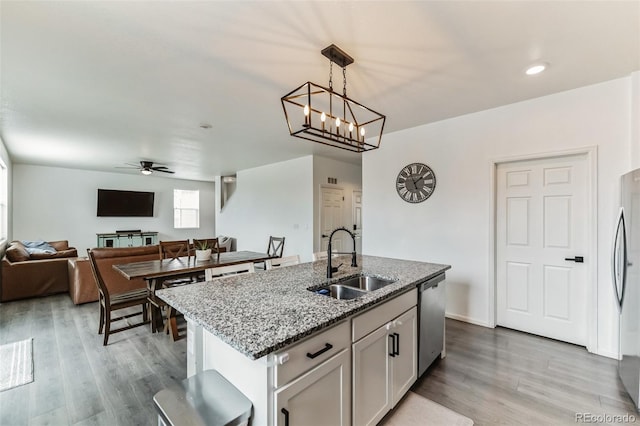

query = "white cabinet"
[352,299,418,426]
[390,308,418,406]
[274,321,351,426]
[275,349,350,426]
[353,323,392,425]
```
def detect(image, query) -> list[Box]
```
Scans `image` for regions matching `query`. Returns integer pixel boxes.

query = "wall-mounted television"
[97,189,155,217]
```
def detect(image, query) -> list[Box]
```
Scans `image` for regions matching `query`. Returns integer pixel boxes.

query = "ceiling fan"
[117,161,175,175]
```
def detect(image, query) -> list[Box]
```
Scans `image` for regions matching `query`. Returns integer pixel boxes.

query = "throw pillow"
[5,242,30,262]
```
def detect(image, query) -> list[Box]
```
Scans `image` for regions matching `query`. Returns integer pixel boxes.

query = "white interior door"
[496,154,589,346]
[320,187,344,252]
[353,190,362,253]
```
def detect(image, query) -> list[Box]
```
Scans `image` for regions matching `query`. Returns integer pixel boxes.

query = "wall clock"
[396,163,436,203]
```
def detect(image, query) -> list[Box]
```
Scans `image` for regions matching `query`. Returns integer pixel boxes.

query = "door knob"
[564,256,584,263]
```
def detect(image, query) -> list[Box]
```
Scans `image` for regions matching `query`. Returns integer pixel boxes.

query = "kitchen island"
[156,254,450,425]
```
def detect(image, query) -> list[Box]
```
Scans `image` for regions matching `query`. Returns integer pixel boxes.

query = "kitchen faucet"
[327,227,358,279]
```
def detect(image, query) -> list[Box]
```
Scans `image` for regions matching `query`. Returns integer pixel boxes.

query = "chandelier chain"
[343,67,347,97]
[329,60,333,91]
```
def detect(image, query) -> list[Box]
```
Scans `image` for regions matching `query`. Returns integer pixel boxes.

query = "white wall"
[0,137,13,242]
[312,156,362,252]
[631,72,640,169]
[215,156,314,262]
[363,74,639,358]
[13,164,216,254]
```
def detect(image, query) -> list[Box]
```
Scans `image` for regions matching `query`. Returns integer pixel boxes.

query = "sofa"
[69,245,160,305]
[1,240,78,302]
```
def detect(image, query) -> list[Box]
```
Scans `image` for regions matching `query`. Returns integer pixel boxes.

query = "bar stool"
[153,370,252,426]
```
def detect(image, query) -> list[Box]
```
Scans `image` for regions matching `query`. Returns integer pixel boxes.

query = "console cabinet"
[96,231,158,248]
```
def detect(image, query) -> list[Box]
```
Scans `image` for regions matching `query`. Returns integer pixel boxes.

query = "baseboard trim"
[445,314,620,360]
[445,312,492,328]
[595,349,619,360]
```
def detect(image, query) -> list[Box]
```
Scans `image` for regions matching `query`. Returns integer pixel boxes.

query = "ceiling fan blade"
[115,165,140,169]
[151,166,169,170]
[155,169,175,174]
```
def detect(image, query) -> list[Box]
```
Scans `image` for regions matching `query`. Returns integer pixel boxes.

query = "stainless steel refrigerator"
[614,169,640,410]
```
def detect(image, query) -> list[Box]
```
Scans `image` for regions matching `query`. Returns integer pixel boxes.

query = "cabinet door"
[129,235,143,247]
[352,324,391,426]
[275,349,350,426]
[391,307,418,407]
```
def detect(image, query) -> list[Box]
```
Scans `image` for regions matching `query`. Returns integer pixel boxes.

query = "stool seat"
[154,370,252,426]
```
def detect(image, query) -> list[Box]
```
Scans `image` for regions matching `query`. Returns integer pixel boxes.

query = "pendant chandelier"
[281,44,386,153]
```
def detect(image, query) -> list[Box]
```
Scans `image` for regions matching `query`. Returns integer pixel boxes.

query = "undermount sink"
[338,275,397,291]
[310,275,397,300]
[327,285,368,300]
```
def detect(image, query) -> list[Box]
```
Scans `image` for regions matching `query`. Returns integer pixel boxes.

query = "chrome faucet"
[327,227,358,279]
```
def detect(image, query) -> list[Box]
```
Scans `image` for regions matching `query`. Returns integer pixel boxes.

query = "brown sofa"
[69,245,160,305]
[1,240,78,302]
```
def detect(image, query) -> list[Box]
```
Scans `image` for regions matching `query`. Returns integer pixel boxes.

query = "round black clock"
[396,163,436,203]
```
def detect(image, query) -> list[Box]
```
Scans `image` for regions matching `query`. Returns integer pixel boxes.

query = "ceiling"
[1,1,638,182]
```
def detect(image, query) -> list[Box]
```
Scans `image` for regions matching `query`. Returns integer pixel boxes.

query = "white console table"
[96,231,158,248]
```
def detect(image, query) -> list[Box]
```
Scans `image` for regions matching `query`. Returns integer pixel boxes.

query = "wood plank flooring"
[1,295,638,425]
[413,319,639,425]
[0,294,186,426]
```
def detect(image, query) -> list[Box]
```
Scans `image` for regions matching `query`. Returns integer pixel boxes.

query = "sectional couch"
[1,240,78,302]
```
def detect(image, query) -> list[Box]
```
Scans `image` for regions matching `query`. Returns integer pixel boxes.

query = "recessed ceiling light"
[525,63,548,76]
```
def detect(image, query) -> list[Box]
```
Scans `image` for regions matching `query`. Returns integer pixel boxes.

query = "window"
[0,158,6,240]
[174,189,200,229]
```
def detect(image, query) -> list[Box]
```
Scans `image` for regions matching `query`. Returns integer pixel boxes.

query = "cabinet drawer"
[275,320,350,388]
[352,288,417,342]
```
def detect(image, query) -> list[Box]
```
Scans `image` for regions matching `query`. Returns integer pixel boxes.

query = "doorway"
[320,187,345,252]
[352,190,362,253]
[494,151,595,348]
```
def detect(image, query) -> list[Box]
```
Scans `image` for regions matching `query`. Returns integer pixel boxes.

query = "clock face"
[396,163,436,203]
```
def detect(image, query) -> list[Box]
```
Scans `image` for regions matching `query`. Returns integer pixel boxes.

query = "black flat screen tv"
[97,189,154,217]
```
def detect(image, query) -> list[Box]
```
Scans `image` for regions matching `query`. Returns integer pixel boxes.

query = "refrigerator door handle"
[611,208,627,312]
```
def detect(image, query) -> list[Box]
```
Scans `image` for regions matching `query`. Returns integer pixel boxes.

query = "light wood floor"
[0,294,186,426]
[413,318,639,425]
[1,294,638,425]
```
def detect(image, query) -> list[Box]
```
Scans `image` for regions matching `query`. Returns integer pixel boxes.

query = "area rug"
[0,338,34,392]
[383,391,474,426]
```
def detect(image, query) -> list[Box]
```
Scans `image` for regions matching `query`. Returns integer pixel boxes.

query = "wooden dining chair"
[87,249,149,346]
[158,240,193,341]
[265,255,300,270]
[159,240,191,260]
[267,236,285,258]
[256,236,285,270]
[205,262,256,281]
[193,238,220,254]
[312,250,338,261]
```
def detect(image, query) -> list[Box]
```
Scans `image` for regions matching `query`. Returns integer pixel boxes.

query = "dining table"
[112,250,275,335]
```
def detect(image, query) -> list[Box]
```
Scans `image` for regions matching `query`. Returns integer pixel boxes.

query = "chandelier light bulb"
[336,117,341,127]
[349,122,354,132]
[321,112,326,122]
[360,127,365,136]
[303,104,310,126]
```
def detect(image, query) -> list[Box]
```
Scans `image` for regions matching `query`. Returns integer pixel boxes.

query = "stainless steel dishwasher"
[417,273,446,377]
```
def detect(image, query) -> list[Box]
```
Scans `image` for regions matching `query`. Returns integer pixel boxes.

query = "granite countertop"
[156,254,450,360]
